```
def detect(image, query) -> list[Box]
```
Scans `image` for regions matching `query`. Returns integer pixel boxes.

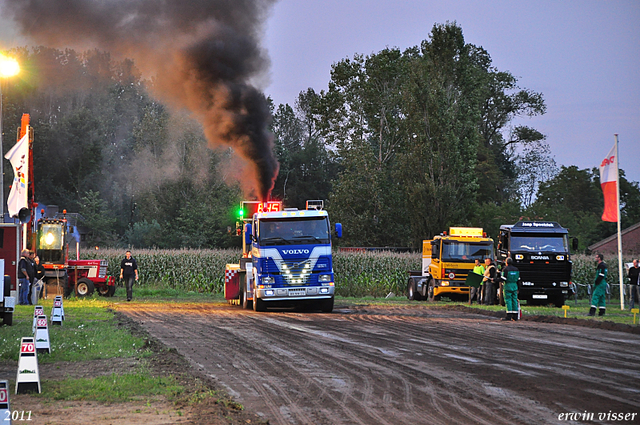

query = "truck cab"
[496,221,573,307]
[226,201,341,312]
[408,227,493,301]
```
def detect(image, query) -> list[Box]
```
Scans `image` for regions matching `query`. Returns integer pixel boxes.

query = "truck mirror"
[334,223,342,238]
[572,237,579,251]
[244,223,252,245]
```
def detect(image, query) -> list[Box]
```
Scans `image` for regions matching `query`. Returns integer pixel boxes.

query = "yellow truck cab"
[408,227,494,301]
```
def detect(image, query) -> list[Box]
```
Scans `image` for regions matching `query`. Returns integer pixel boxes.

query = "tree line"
[2,23,638,250]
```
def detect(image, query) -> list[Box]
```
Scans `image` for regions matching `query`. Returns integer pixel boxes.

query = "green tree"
[271,89,336,209]
[79,190,117,246]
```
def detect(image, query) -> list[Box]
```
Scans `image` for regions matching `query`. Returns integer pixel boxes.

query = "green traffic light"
[238,209,244,217]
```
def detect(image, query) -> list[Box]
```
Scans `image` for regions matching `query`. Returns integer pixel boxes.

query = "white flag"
[5,134,29,218]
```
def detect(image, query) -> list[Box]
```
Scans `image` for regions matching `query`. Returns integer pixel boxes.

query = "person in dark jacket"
[18,250,31,305]
[34,255,46,300]
[589,254,608,316]
[27,250,37,304]
[120,250,139,302]
[482,258,497,305]
[501,257,520,321]
[628,259,640,310]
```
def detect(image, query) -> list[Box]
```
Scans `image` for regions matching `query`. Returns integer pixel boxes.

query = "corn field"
[80,248,421,296]
[81,248,240,293]
[81,249,633,299]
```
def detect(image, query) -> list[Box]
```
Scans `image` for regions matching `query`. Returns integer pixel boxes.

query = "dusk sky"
[1,0,638,183]
[263,0,640,183]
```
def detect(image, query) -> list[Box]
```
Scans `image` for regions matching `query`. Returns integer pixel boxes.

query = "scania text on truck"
[225,200,342,312]
[407,227,494,301]
[496,221,574,308]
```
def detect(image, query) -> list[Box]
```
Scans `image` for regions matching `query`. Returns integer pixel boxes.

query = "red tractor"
[36,213,115,298]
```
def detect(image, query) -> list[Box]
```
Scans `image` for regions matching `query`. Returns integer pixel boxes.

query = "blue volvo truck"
[225,200,342,312]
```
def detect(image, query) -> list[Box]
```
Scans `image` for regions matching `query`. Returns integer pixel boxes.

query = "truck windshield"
[38,224,64,250]
[441,242,493,262]
[510,234,568,252]
[259,217,330,246]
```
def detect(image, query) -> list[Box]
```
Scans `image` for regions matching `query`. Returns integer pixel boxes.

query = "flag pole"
[615,134,623,310]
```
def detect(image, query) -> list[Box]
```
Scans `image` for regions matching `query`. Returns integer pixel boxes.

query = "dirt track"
[118,303,640,425]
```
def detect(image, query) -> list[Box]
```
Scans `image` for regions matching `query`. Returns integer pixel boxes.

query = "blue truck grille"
[267,259,313,285]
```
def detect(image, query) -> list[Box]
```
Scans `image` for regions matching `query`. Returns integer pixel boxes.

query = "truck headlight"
[318,274,332,282]
[560,282,568,287]
[556,255,565,261]
[265,290,274,296]
[515,254,523,260]
[320,288,330,294]
[262,276,275,284]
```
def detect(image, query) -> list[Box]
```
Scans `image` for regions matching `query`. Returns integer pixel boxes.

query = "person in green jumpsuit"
[589,253,608,316]
[501,257,520,321]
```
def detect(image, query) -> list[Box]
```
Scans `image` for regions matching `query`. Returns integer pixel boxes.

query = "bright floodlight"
[0,55,19,78]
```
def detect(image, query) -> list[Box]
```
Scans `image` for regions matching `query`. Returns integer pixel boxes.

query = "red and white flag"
[599,143,618,222]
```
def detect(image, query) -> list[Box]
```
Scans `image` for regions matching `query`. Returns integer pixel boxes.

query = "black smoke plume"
[1,0,279,200]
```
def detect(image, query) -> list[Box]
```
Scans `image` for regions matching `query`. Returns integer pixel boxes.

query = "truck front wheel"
[241,285,252,310]
[427,279,438,302]
[319,297,334,313]
[253,296,265,312]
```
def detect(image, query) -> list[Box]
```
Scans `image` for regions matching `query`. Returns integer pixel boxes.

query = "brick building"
[588,222,640,256]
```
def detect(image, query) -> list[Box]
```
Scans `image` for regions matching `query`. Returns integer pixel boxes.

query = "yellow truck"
[407,227,494,301]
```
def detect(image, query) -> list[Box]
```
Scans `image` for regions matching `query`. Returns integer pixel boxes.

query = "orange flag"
[599,143,618,222]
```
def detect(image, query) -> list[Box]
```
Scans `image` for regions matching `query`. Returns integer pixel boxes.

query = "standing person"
[470,259,485,304]
[120,250,139,302]
[34,255,46,301]
[28,250,37,304]
[18,250,32,305]
[482,258,497,305]
[589,254,608,316]
[628,259,640,310]
[501,258,520,321]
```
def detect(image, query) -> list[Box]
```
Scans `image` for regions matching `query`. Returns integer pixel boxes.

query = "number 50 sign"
[0,387,7,403]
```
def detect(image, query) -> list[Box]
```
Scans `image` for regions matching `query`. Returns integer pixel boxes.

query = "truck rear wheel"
[408,278,424,301]
[76,278,95,297]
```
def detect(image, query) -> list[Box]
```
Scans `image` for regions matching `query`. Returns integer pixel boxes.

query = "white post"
[615,134,624,310]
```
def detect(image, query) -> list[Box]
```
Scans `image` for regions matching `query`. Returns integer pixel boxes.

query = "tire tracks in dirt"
[118,303,640,425]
